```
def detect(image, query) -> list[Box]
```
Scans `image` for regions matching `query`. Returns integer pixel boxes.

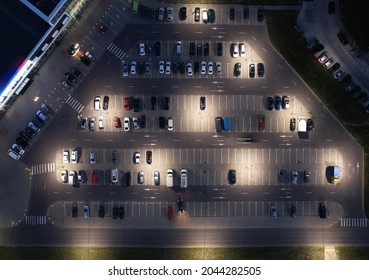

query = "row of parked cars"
[72,203,125,219]
[8,103,51,160]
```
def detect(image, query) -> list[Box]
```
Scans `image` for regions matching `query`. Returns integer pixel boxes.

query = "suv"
[146,151,152,164]
[103,96,109,110]
[231,43,239,57]
[319,203,327,219]
[94,96,101,111]
[282,96,290,109]
[228,169,236,185]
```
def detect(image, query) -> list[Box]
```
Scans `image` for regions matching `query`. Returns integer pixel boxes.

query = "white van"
[166,169,173,187]
[181,168,187,188]
[68,170,77,186]
[7,149,20,160]
[94,96,101,111]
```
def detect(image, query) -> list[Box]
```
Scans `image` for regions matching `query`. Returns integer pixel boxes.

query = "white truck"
[298,117,308,139]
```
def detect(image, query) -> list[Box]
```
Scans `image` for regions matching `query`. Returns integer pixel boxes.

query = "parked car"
[249,63,255,78]
[290,118,296,131]
[267,97,274,110]
[228,169,236,185]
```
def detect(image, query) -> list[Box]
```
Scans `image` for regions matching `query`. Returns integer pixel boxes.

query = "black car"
[164,96,170,110]
[159,117,166,129]
[339,74,352,87]
[328,62,340,74]
[112,150,118,163]
[172,62,178,74]
[194,7,200,22]
[80,55,91,67]
[179,7,187,20]
[154,42,161,56]
[72,204,78,218]
[179,61,185,74]
[137,62,144,75]
[217,42,223,56]
[189,42,195,56]
[177,198,184,212]
[204,43,209,56]
[249,63,255,78]
[234,63,241,77]
[229,8,235,20]
[267,97,274,111]
[99,205,105,218]
[310,43,324,55]
[228,169,236,185]
[103,96,109,110]
[151,96,157,110]
[112,206,118,219]
[125,172,131,186]
[307,118,314,131]
[328,1,335,14]
[257,8,264,22]
[197,44,202,56]
[337,32,348,45]
[200,96,206,110]
[319,203,327,219]
[303,171,310,183]
[72,67,83,78]
[16,137,28,148]
[140,115,146,128]
[118,206,125,219]
[290,205,297,218]
[243,8,249,20]
[133,98,140,112]
[208,9,215,23]
[194,61,200,74]
[65,73,76,83]
[146,151,152,164]
[290,118,296,131]
[150,8,156,21]
[257,63,264,77]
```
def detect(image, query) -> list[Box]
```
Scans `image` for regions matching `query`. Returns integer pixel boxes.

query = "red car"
[124,97,131,110]
[167,207,173,220]
[91,170,98,184]
[258,115,265,132]
[113,116,120,128]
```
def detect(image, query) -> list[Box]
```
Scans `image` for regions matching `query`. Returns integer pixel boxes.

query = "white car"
[111,169,118,184]
[165,61,171,75]
[159,61,165,74]
[167,118,173,131]
[208,62,214,75]
[131,61,137,75]
[124,117,130,131]
[166,7,173,21]
[231,43,239,57]
[202,9,208,23]
[201,61,206,74]
[63,150,69,163]
[318,52,328,63]
[187,62,193,76]
[71,150,78,164]
[134,152,141,164]
[139,43,145,56]
[61,170,68,183]
[158,7,165,21]
[323,58,334,68]
[98,116,104,129]
[94,96,101,111]
[291,170,298,185]
[216,62,222,74]
[133,117,139,129]
[239,43,246,57]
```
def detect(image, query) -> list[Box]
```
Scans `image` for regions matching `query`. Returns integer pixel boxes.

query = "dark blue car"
[275,96,282,110]
[257,63,264,77]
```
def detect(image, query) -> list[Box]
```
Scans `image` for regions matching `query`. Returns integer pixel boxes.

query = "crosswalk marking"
[25,215,47,225]
[65,96,84,113]
[31,162,55,175]
[340,217,368,227]
[107,43,126,61]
